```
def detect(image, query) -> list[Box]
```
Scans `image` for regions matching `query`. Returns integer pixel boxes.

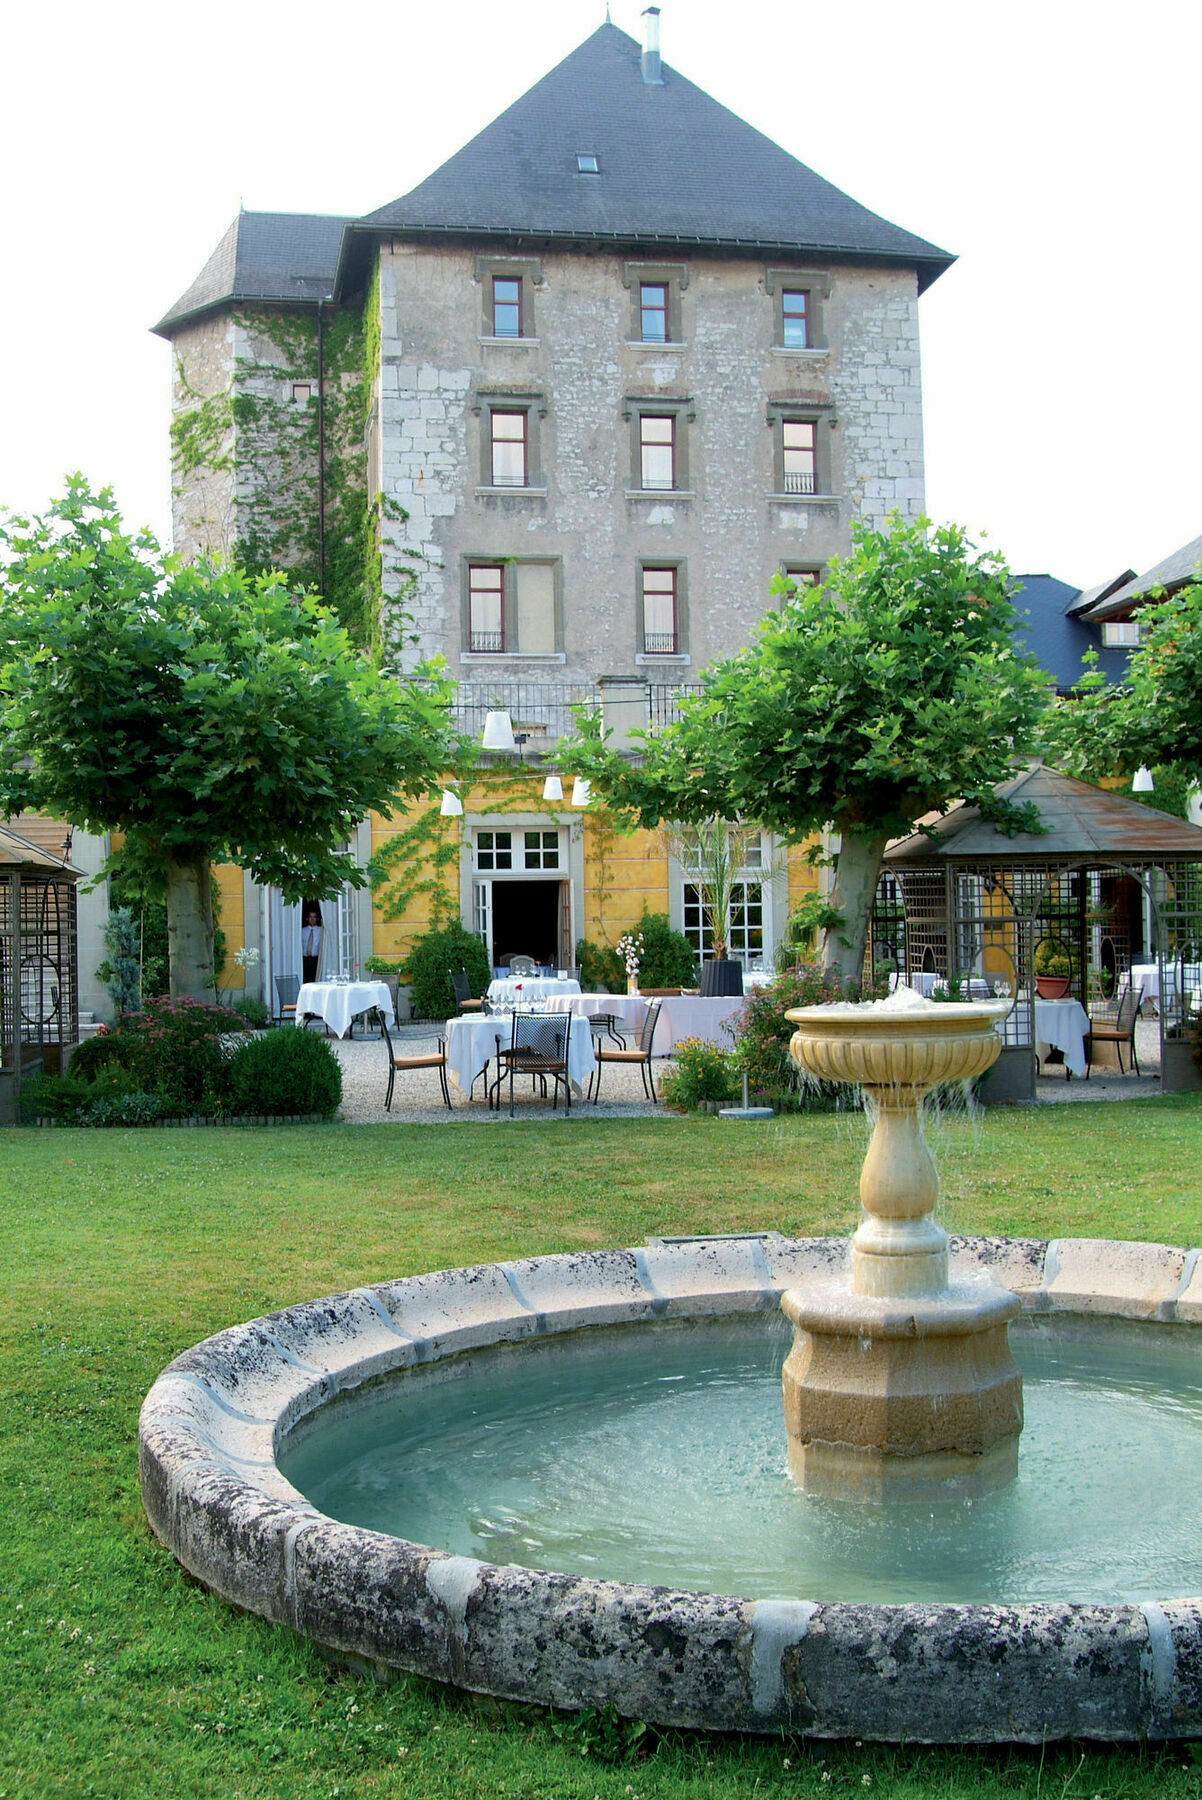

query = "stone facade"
[375,243,925,678]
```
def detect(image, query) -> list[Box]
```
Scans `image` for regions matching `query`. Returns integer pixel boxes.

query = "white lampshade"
[1132,765,1155,793]
[542,774,564,801]
[570,776,592,807]
[481,710,516,751]
[439,788,463,817]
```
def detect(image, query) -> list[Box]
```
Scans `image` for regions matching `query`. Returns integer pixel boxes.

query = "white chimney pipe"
[641,6,663,84]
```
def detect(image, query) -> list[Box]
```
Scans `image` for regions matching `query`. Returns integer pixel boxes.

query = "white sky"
[2,0,1197,587]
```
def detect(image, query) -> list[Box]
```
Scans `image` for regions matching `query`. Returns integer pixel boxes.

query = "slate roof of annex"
[347,24,953,291]
[1082,533,1202,622]
[154,212,351,337]
[885,765,1202,865]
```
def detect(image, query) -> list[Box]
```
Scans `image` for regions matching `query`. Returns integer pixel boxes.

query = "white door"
[333,882,357,979]
[473,879,493,966]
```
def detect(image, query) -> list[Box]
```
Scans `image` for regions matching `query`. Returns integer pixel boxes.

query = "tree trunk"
[819,828,890,983]
[166,856,217,1001]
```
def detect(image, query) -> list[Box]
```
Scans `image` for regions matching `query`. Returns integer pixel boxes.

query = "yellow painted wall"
[212,863,246,988]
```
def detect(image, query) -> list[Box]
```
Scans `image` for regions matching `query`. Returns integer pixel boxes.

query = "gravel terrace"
[326,1016,1168,1124]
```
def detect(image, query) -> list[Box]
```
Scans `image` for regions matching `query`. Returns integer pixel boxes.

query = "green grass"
[3,1101,1202,1799]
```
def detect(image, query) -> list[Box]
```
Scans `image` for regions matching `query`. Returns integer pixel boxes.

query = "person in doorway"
[302,906,323,984]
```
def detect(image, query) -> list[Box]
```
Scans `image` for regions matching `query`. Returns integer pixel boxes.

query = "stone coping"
[138,1234,1202,1743]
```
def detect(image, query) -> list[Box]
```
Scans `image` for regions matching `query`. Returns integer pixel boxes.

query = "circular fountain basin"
[138,1234,1202,1743]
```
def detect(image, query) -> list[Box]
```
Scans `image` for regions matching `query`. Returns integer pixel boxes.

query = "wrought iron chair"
[491,1012,572,1117]
[449,967,483,1011]
[1085,979,1144,1078]
[376,1009,451,1111]
[585,1011,626,1100]
[592,999,662,1104]
[274,975,300,1023]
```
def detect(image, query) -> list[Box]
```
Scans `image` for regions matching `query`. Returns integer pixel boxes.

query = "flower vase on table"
[627,976,640,996]
[617,930,644,1002]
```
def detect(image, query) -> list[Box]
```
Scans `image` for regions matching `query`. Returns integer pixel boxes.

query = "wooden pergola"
[0,823,83,1123]
[871,765,1202,1100]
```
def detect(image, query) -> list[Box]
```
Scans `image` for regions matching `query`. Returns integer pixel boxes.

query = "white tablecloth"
[445,1012,595,1096]
[1131,963,1202,1006]
[890,973,995,999]
[1034,998,1091,1078]
[544,992,649,1037]
[545,991,741,1054]
[296,980,393,1039]
[487,977,582,1006]
[657,996,743,1055]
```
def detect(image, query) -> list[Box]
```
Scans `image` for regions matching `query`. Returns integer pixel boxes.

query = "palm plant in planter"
[668,819,767,997]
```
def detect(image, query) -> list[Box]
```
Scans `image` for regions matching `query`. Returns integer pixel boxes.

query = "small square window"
[783,566,822,595]
[476,830,513,871]
[576,152,600,173]
[524,830,560,870]
[291,382,313,404]
[1100,621,1144,647]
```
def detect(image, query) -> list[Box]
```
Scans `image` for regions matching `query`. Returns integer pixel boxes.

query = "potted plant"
[363,955,407,1020]
[1033,937,1073,1000]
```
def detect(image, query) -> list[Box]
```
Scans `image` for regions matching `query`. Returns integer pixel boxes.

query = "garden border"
[138,1234,1202,1743]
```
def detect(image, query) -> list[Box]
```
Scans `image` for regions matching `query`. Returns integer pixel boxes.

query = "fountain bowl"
[138,1233,1202,1744]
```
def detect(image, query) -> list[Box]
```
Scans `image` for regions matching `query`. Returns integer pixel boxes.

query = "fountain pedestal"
[782,999,1023,1500]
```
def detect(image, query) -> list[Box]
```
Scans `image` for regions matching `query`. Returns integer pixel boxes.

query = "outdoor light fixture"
[481,710,516,752]
[439,788,464,817]
[542,774,564,801]
[570,777,592,807]
[1132,766,1155,793]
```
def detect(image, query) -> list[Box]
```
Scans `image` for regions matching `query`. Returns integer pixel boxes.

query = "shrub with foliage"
[660,1036,736,1110]
[402,920,491,1020]
[635,911,698,988]
[226,1028,342,1117]
[233,993,271,1029]
[732,964,886,1112]
[67,1034,131,1082]
[118,996,246,1115]
[576,937,626,992]
[97,906,141,1016]
[21,1064,160,1126]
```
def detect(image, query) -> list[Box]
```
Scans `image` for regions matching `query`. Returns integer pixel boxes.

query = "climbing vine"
[170,366,234,478]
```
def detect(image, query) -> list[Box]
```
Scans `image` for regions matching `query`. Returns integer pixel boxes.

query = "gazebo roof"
[884,765,1202,865]
[0,821,85,877]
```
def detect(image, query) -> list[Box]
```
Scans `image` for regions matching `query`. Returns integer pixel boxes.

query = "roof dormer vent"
[641,7,663,84]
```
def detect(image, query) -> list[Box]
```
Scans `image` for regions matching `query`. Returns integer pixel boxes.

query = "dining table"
[486,976,582,1007]
[1130,963,1202,1008]
[296,979,393,1039]
[544,992,741,1054]
[444,1011,596,1099]
[1033,996,1091,1078]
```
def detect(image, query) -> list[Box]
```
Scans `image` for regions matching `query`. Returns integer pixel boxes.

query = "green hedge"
[403,921,491,1020]
[226,1028,342,1117]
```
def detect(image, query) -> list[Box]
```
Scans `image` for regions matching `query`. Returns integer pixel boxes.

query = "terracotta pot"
[1035,976,1071,1000]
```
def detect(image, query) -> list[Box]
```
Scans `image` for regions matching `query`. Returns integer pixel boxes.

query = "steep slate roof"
[1065,569,1134,618]
[346,24,953,291]
[154,212,350,337]
[1010,574,1131,692]
[1082,533,1202,622]
[884,765,1202,865]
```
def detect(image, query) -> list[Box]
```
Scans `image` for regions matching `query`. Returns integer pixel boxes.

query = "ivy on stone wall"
[170,366,234,478]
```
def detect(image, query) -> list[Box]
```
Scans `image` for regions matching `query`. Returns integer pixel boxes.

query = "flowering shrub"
[119,996,247,1115]
[732,964,887,1112]
[659,1036,736,1110]
[615,931,644,981]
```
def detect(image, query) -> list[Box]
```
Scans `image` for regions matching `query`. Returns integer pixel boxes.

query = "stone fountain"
[782,994,1023,1500]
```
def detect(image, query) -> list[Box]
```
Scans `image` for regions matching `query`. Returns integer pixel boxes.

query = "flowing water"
[280,1314,1202,1605]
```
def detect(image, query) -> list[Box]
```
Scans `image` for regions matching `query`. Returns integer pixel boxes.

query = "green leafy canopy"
[0,478,466,903]
[563,515,1050,842]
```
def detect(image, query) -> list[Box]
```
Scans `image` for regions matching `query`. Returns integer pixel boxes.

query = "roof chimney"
[641,7,663,84]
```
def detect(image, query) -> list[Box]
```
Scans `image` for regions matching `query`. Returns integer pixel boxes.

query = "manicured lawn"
[3,1101,1202,1799]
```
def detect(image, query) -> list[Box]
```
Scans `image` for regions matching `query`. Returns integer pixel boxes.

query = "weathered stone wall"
[169,314,237,563]
[375,242,925,679]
